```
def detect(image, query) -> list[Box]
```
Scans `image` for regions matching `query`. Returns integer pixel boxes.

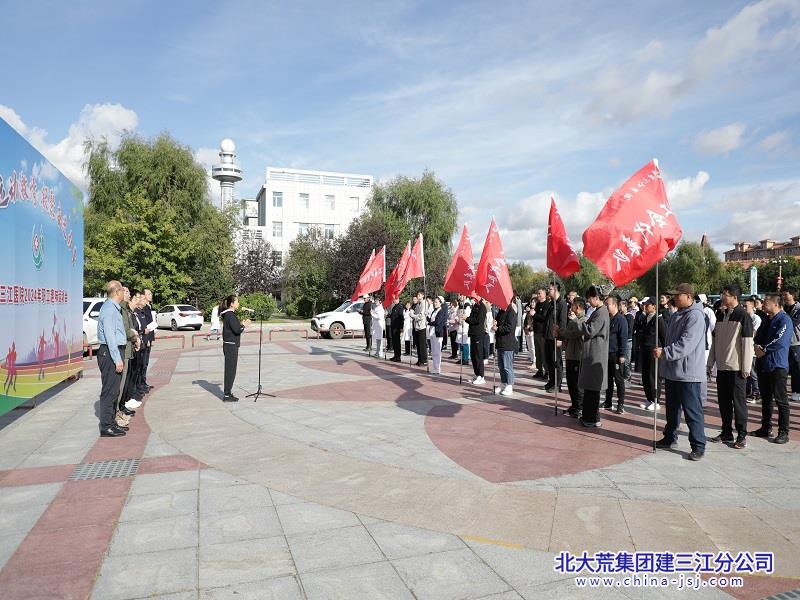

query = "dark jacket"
[390,303,405,329]
[608,312,629,358]
[221,309,245,347]
[623,312,634,340]
[532,301,547,335]
[465,301,487,337]
[142,303,155,342]
[359,300,373,326]
[755,311,792,373]
[544,297,568,341]
[427,305,448,338]
[639,312,666,351]
[578,305,610,392]
[494,305,517,351]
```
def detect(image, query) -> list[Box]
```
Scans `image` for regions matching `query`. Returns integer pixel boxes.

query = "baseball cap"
[641,297,656,306]
[665,283,695,297]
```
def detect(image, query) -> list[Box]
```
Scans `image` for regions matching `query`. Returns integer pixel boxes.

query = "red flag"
[383,241,411,307]
[444,225,476,296]
[547,197,580,279]
[350,246,386,300]
[474,218,513,307]
[404,234,425,281]
[582,159,681,286]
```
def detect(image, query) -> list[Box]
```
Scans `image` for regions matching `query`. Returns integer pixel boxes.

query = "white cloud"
[585,0,799,124]
[757,130,789,151]
[666,170,710,209]
[0,103,138,190]
[693,123,746,156]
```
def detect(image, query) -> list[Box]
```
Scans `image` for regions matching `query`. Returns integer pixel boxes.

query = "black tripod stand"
[246,316,275,402]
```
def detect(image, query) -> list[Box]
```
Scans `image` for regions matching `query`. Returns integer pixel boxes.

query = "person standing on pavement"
[638,298,665,411]
[514,291,524,355]
[570,286,609,428]
[654,284,708,461]
[359,295,373,353]
[744,297,762,402]
[532,289,548,380]
[389,300,405,362]
[752,293,793,444]
[604,296,628,414]
[140,289,156,391]
[371,297,385,358]
[118,287,142,415]
[96,280,128,437]
[620,299,634,381]
[465,295,487,384]
[560,297,587,418]
[413,291,428,367]
[782,290,800,402]
[495,300,517,396]
[427,296,448,375]
[543,282,568,393]
[706,284,753,449]
[220,295,245,402]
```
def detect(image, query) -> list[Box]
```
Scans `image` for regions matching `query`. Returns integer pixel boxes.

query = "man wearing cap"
[654,283,708,460]
[638,298,665,411]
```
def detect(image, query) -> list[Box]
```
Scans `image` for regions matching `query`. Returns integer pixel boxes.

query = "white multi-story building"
[240,167,373,265]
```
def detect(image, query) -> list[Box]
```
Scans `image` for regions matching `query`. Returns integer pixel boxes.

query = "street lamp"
[771,256,789,291]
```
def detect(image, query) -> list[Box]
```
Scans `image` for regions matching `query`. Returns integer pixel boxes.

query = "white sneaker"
[472,377,485,385]
[483,359,488,365]
[125,399,142,409]
[793,393,800,402]
[500,385,513,397]
[641,402,659,411]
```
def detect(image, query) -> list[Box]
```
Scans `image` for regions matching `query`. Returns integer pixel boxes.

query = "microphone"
[241,307,255,313]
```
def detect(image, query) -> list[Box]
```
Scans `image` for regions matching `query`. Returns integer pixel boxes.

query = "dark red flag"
[383,241,411,308]
[444,225,476,296]
[350,246,385,301]
[403,234,425,282]
[582,159,681,286]
[546,196,581,279]
[474,218,513,307]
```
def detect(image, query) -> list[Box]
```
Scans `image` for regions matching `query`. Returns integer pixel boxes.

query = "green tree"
[84,133,235,310]
[507,262,551,300]
[562,254,610,296]
[636,242,722,296]
[754,257,800,293]
[283,230,336,316]
[368,170,458,296]
[234,236,282,295]
[238,292,277,321]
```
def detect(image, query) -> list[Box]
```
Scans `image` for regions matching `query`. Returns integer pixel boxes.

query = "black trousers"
[716,370,748,437]
[121,351,142,407]
[449,331,458,357]
[565,359,583,413]
[363,323,372,350]
[415,329,427,364]
[405,340,411,355]
[391,326,402,360]
[583,390,601,424]
[470,336,485,377]
[760,368,790,434]
[544,340,562,390]
[97,345,123,431]
[141,343,152,385]
[641,351,661,404]
[789,346,800,393]
[223,343,239,396]
[605,356,625,408]
[533,332,546,372]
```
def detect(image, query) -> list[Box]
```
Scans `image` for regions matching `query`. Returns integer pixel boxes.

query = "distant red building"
[724,236,800,267]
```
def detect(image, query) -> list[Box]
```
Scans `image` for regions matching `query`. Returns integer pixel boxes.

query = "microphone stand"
[246,313,275,401]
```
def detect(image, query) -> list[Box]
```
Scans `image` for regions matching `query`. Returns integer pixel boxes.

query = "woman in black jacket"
[465,298,487,384]
[495,302,517,396]
[220,294,245,402]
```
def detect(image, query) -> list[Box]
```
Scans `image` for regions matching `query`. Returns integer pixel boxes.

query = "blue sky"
[1,0,798,266]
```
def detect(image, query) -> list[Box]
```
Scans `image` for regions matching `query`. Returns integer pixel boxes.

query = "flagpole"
[551,271,559,416]
[653,262,660,452]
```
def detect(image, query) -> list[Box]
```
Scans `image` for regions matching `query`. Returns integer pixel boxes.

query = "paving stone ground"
[0,332,799,599]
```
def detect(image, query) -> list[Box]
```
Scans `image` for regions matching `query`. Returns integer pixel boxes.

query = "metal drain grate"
[69,458,140,481]
[765,590,800,600]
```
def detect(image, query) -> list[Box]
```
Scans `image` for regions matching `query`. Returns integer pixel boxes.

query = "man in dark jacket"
[220,295,245,402]
[359,295,373,352]
[495,301,517,396]
[140,289,156,391]
[389,301,405,362]
[465,297,487,384]
[604,296,628,414]
[560,297,587,417]
[632,306,647,373]
[782,290,800,402]
[638,298,666,411]
[544,282,568,393]
[532,289,548,379]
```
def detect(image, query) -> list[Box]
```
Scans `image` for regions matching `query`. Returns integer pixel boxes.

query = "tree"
[283,230,336,316]
[368,170,459,296]
[239,292,277,322]
[84,133,235,311]
[507,262,551,300]
[562,254,610,297]
[233,236,282,295]
[754,257,800,293]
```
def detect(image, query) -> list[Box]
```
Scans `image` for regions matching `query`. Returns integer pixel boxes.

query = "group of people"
[95,281,156,437]
[355,281,799,460]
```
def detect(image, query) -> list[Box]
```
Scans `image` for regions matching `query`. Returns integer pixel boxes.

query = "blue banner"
[0,117,84,415]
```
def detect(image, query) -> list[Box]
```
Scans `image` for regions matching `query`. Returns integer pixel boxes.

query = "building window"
[325,224,335,240]
[299,193,310,210]
[325,195,335,211]
[298,222,310,235]
[272,251,282,267]
[254,230,263,240]
[246,217,258,226]
[350,196,360,211]
[273,191,283,208]
[272,221,283,238]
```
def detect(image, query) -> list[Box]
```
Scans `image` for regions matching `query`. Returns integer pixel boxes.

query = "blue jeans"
[663,379,706,452]
[498,350,515,385]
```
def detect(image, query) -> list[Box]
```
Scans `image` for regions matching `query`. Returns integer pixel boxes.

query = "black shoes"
[390,357,402,363]
[773,432,789,444]
[579,419,601,428]
[733,435,747,449]
[688,450,705,461]
[121,407,135,416]
[751,427,772,438]
[655,437,677,449]
[615,407,625,415]
[709,433,734,444]
[222,394,239,402]
[100,427,125,437]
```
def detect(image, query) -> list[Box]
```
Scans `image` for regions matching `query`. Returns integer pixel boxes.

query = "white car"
[311,300,366,339]
[82,297,105,349]
[155,304,204,331]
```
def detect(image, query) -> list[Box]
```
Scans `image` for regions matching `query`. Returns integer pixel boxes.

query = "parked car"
[310,300,365,339]
[155,304,203,331]
[82,297,105,349]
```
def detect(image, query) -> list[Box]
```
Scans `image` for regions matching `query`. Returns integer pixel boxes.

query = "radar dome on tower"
[220,138,236,153]
[211,138,243,209]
